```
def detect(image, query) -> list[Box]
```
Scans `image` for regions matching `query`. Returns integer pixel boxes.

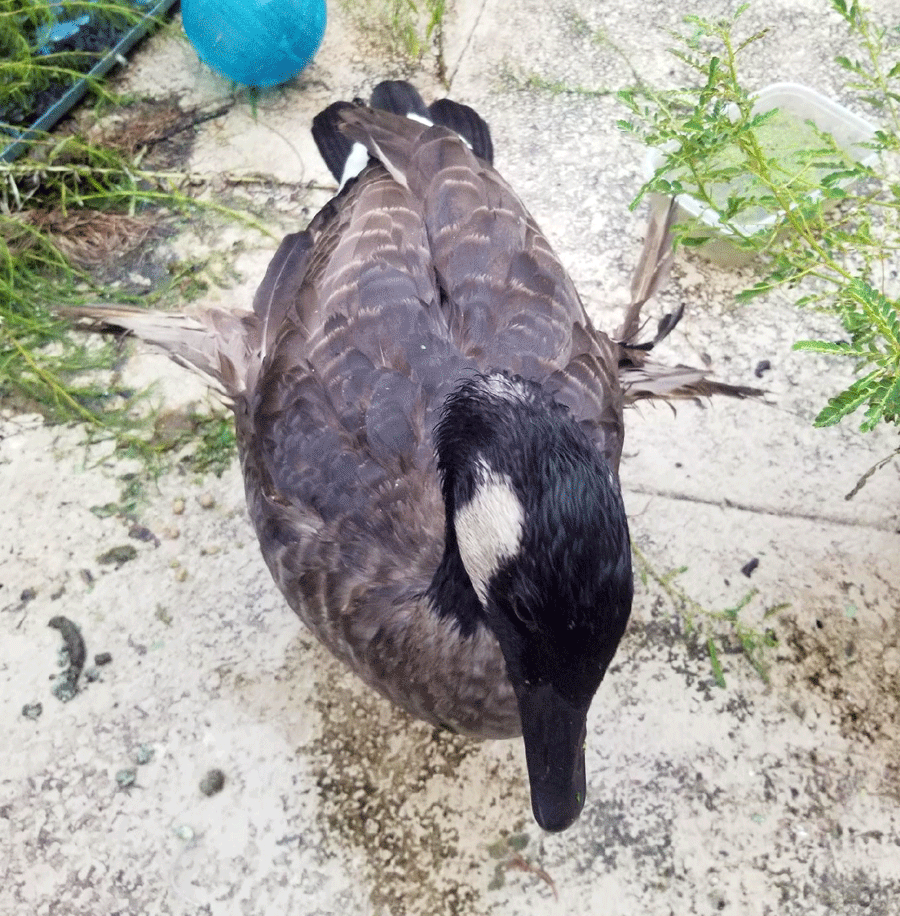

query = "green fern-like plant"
[619,1,900,438]
[795,280,900,430]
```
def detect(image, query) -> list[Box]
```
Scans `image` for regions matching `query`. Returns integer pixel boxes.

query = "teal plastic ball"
[182,0,326,88]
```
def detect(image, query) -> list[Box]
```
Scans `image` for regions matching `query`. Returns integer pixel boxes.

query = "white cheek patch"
[454,461,525,606]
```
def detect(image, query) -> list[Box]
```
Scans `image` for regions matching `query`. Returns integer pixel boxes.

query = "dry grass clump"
[7,207,157,266]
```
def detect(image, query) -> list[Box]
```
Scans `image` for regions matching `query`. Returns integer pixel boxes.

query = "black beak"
[515,683,589,832]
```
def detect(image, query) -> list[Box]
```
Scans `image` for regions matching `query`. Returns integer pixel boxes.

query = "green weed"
[341,0,448,76]
[617,2,900,443]
[633,544,786,686]
[0,1,267,469]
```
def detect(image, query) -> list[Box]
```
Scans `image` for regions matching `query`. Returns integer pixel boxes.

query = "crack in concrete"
[625,484,899,533]
[447,0,493,87]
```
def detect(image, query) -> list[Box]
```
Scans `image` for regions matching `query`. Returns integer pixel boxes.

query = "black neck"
[426,523,484,638]
[424,371,553,638]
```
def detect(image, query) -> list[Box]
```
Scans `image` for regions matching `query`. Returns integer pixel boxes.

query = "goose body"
[69,82,756,831]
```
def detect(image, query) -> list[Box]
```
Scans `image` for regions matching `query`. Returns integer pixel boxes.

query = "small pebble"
[172,498,186,515]
[20,587,36,603]
[128,523,158,545]
[175,568,188,583]
[48,616,85,675]
[52,679,77,703]
[754,359,772,379]
[116,768,137,788]
[134,744,154,765]
[741,558,760,578]
[163,526,181,540]
[97,545,138,566]
[95,652,112,666]
[173,824,195,842]
[882,648,900,676]
[80,569,95,586]
[22,702,43,720]
[198,493,216,510]
[199,769,226,796]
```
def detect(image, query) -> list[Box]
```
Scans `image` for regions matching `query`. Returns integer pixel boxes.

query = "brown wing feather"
[61,304,261,397]
[337,107,626,468]
[613,198,764,403]
[252,230,314,357]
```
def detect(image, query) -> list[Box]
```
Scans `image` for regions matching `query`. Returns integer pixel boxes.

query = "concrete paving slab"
[2,1,898,914]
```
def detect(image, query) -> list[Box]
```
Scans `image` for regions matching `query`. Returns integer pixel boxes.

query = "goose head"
[433,371,633,831]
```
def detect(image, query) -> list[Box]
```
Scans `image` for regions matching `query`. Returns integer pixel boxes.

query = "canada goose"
[67,81,757,832]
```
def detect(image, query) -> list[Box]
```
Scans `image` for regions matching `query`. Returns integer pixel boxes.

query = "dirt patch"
[91,95,233,169]
[777,609,900,762]
[305,666,491,916]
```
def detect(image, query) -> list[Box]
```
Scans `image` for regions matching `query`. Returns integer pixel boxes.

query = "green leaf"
[852,281,900,350]
[736,28,770,53]
[813,372,881,427]
[819,169,863,187]
[835,55,863,73]
[735,282,776,302]
[707,638,726,688]
[862,375,900,431]
[793,339,857,355]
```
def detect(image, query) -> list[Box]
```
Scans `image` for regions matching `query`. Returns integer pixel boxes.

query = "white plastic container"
[643,82,878,266]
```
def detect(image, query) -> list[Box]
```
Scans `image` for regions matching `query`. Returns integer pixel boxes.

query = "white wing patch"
[454,458,525,606]
[338,142,371,191]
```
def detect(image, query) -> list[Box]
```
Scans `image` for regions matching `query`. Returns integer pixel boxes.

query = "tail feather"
[312,101,362,185]
[61,305,260,399]
[333,107,422,190]
[615,198,765,403]
[311,81,495,190]
[428,98,494,163]
[616,197,678,346]
[370,80,431,121]
[369,80,494,162]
